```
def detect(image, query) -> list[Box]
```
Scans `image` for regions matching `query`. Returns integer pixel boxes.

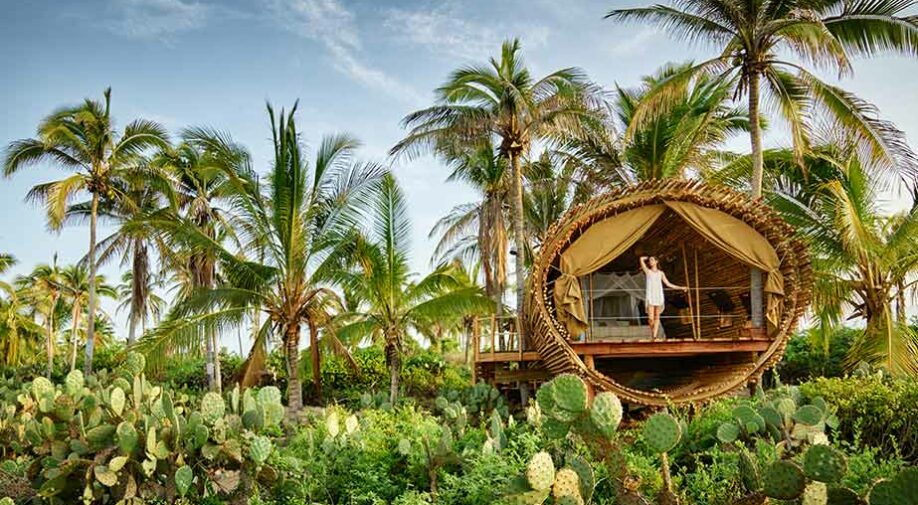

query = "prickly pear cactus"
[525,451,555,491]
[803,444,847,483]
[248,435,272,466]
[802,482,827,505]
[552,467,582,503]
[550,374,588,415]
[589,392,622,438]
[794,405,824,426]
[567,455,595,504]
[175,465,193,497]
[121,352,146,376]
[825,485,861,505]
[64,370,84,396]
[109,386,126,416]
[200,392,225,425]
[642,413,681,453]
[762,460,806,500]
[30,377,53,400]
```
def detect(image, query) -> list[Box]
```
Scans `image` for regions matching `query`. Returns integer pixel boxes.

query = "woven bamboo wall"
[526,180,813,406]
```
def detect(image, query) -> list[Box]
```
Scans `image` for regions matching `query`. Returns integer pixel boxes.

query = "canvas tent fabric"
[553,201,784,337]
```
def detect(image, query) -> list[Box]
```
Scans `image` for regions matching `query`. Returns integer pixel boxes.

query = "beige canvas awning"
[553,201,784,337]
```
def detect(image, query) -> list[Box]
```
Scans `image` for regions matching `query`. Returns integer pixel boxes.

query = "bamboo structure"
[524,180,813,406]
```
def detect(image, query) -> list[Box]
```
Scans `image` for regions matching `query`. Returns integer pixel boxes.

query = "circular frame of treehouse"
[526,180,813,406]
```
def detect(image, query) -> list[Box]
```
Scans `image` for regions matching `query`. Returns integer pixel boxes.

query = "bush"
[777,327,856,383]
[800,374,918,462]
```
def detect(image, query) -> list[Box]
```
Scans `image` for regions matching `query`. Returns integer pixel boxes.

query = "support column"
[750,268,764,328]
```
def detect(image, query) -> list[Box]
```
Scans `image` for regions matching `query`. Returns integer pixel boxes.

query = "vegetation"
[2,1,918,503]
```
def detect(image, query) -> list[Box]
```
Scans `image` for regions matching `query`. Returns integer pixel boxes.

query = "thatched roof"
[525,179,813,406]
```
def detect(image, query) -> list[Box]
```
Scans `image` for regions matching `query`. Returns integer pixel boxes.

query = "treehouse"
[475,180,812,406]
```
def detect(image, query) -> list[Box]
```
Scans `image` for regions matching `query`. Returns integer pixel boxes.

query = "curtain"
[554,205,665,336]
[663,201,784,329]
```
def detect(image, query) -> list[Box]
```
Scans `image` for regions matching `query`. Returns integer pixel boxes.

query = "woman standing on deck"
[640,256,688,340]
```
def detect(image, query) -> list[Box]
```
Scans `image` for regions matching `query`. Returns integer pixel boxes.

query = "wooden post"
[490,314,497,358]
[588,273,594,342]
[694,248,701,339]
[750,268,764,328]
[681,243,698,340]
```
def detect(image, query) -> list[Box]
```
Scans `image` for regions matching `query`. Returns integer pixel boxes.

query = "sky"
[2,0,918,347]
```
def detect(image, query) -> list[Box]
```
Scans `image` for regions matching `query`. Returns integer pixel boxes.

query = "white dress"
[645,270,665,308]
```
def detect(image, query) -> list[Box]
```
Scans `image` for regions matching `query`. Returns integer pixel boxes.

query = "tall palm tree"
[2,88,170,374]
[57,265,116,371]
[727,142,918,375]
[607,0,918,198]
[139,104,382,411]
[428,140,510,318]
[392,38,602,342]
[17,261,63,378]
[115,271,166,339]
[336,174,491,404]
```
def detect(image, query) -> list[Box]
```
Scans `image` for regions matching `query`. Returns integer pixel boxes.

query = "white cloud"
[383,4,550,61]
[107,0,208,39]
[262,0,424,106]
[604,26,661,57]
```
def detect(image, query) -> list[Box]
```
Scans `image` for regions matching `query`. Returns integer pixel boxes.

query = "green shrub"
[800,375,918,462]
[777,327,856,383]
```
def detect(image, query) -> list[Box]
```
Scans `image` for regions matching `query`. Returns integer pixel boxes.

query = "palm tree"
[139,104,382,411]
[392,38,602,342]
[17,261,63,377]
[2,88,170,375]
[727,142,918,375]
[428,140,511,319]
[0,255,43,367]
[115,271,166,339]
[336,174,492,404]
[607,0,918,198]
[57,265,116,371]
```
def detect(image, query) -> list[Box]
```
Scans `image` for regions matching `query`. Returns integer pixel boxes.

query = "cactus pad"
[825,486,862,505]
[116,421,138,453]
[175,465,193,497]
[503,489,550,505]
[64,370,84,396]
[590,392,622,438]
[248,435,272,465]
[109,387,126,416]
[738,447,762,493]
[717,422,740,443]
[200,392,225,425]
[550,374,588,415]
[30,377,54,400]
[762,460,806,500]
[567,455,594,504]
[256,386,282,406]
[551,468,581,502]
[122,352,146,376]
[866,480,898,505]
[525,451,555,491]
[794,405,824,426]
[643,413,681,453]
[802,482,828,505]
[804,445,847,483]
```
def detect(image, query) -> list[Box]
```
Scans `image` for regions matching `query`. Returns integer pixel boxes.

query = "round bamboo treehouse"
[520,180,812,406]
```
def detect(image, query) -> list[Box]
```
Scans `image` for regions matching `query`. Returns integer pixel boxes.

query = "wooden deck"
[476,337,771,363]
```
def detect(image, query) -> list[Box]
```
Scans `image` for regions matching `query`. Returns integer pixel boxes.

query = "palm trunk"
[84,192,99,376]
[127,313,136,347]
[69,304,80,372]
[509,151,527,348]
[213,331,223,393]
[389,349,401,405]
[285,323,303,413]
[308,320,322,402]
[45,308,55,379]
[748,70,764,199]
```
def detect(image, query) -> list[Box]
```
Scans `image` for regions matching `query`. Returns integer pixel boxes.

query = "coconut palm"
[57,265,116,371]
[392,38,602,342]
[0,255,43,367]
[336,174,492,404]
[2,88,170,374]
[16,261,64,377]
[115,271,166,338]
[607,0,918,198]
[138,104,382,411]
[742,143,918,375]
[428,140,510,318]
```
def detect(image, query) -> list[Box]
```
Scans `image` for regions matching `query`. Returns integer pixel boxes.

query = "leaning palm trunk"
[285,323,303,412]
[84,192,99,376]
[509,151,527,347]
[308,320,322,402]
[45,310,55,379]
[69,304,81,371]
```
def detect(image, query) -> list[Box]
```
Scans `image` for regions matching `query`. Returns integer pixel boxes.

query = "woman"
[640,256,688,340]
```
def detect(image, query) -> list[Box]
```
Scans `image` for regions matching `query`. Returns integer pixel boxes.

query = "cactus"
[802,482,828,505]
[551,374,588,415]
[109,386,126,416]
[826,486,862,505]
[589,392,622,438]
[64,370,84,397]
[200,392,225,425]
[525,451,555,491]
[803,444,847,483]
[717,422,740,444]
[794,405,824,426]
[762,460,807,500]
[121,352,146,376]
[248,435,272,466]
[175,465,193,497]
[552,468,582,503]
[642,413,681,453]
[116,421,139,453]
[737,447,762,494]
[567,455,594,504]
[30,377,53,400]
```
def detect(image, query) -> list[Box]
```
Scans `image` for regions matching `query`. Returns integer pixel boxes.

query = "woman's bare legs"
[648,305,662,340]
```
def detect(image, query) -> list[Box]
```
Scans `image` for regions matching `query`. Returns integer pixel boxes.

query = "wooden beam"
[493,368,551,383]
[569,339,770,357]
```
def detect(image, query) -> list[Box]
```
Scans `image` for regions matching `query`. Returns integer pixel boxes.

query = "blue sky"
[3,0,918,340]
